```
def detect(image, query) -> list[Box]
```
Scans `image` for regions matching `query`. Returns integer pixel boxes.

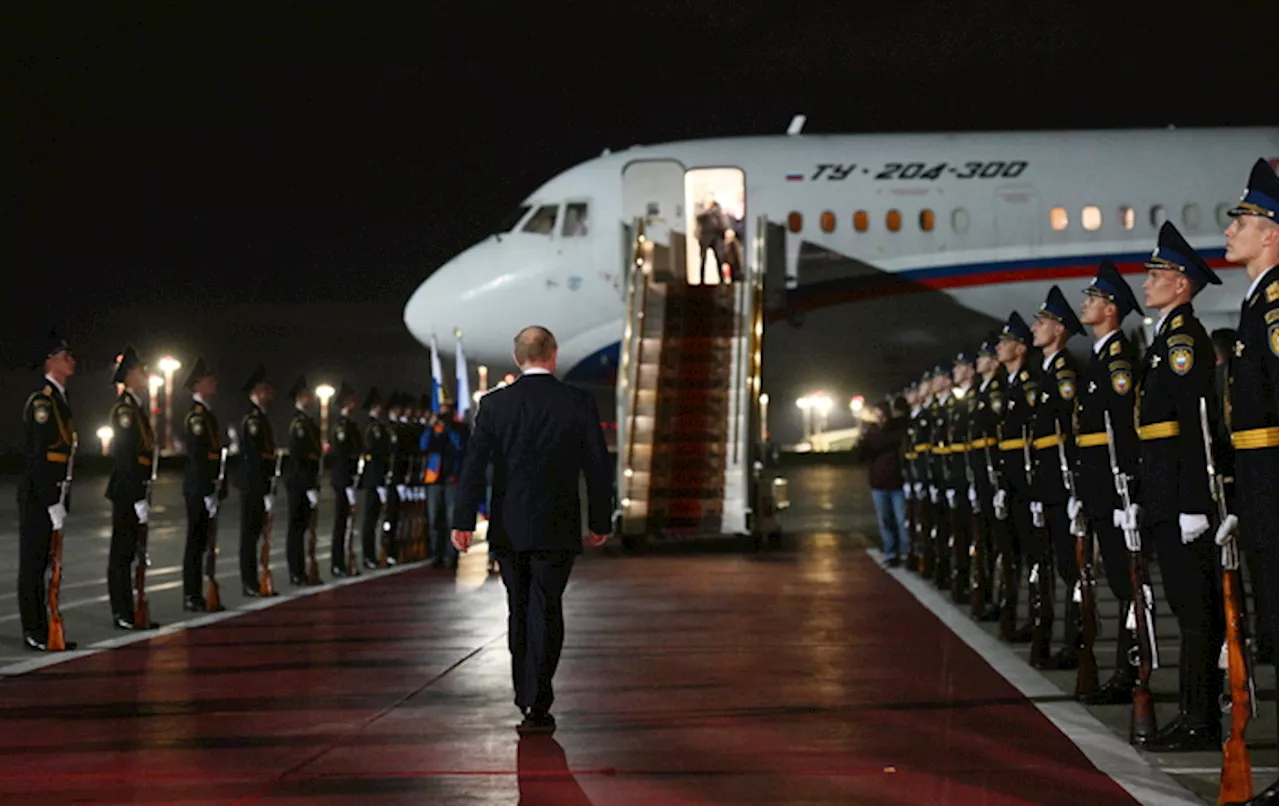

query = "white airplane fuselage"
[405,128,1275,386]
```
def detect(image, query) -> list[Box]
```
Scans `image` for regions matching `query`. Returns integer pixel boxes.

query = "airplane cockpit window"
[562,202,589,237]
[522,204,559,235]
[496,205,531,233]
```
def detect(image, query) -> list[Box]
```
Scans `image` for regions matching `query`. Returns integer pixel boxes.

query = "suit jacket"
[453,373,612,553]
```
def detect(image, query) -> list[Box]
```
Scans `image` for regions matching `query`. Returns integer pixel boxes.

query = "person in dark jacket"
[860,398,909,566]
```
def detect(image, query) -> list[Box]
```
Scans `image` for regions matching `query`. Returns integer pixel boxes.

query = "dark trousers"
[16,493,52,637]
[1090,515,1135,676]
[239,493,265,588]
[360,488,382,562]
[108,499,139,620]
[497,549,577,712]
[1237,449,1278,663]
[285,486,310,579]
[1151,519,1224,725]
[331,487,351,570]
[428,483,457,564]
[183,496,212,599]
[1009,491,1031,560]
[1044,502,1077,585]
[384,491,401,559]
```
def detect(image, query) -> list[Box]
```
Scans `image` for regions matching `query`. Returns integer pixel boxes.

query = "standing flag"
[429,334,444,413]
[455,329,472,420]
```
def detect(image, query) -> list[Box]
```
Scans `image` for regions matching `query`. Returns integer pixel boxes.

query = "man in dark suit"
[451,326,613,735]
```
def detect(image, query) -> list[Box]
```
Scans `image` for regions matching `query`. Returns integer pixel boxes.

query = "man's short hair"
[513,326,558,366]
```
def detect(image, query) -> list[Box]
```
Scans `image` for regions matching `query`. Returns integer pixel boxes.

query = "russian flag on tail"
[455,329,471,419]
[429,334,444,413]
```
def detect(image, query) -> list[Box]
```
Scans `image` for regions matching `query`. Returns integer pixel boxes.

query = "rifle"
[260,451,283,596]
[306,445,323,585]
[1055,420,1098,698]
[1199,399,1255,803]
[205,446,229,612]
[133,439,160,630]
[345,457,365,576]
[964,421,986,617]
[1024,426,1052,667]
[47,435,78,651]
[984,429,1015,639]
[379,438,396,568]
[1103,410,1157,746]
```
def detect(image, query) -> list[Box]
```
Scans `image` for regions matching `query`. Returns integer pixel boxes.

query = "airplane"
[404,123,1275,401]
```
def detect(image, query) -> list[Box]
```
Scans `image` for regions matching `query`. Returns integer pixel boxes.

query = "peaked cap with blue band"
[998,311,1032,345]
[1144,221,1220,291]
[1227,158,1278,220]
[1035,285,1085,337]
[1083,259,1143,320]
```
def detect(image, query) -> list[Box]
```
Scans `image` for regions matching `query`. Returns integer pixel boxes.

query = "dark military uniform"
[944,375,975,601]
[360,389,392,568]
[285,388,321,585]
[237,365,277,593]
[995,312,1039,640]
[105,386,156,627]
[924,383,951,587]
[17,357,76,649]
[182,374,224,607]
[1074,261,1145,700]
[967,361,1004,618]
[1138,222,1225,751]
[329,384,363,576]
[908,377,935,574]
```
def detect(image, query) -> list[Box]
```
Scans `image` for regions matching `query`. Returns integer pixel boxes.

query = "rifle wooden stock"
[1074,536,1099,698]
[306,503,321,585]
[968,502,986,618]
[260,452,283,596]
[205,448,229,612]
[1128,553,1158,744]
[47,527,67,651]
[1220,566,1254,804]
[995,519,1017,641]
[133,519,151,629]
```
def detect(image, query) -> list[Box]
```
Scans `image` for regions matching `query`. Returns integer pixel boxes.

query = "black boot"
[1085,605,1136,705]
[1050,596,1081,670]
[1145,632,1221,752]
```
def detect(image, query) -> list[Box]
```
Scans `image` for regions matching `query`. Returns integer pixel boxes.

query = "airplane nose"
[404,245,492,348]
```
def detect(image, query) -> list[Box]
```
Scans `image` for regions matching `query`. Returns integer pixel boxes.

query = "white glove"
[345,487,357,506]
[1179,513,1209,544]
[928,485,939,504]
[1030,500,1045,528]
[47,503,66,531]
[416,487,426,502]
[306,489,319,508]
[204,495,217,516]
[263,495,274,514]
[967,484,978,505]
[913,482,924,499]
[993,489,1008,521]
[945,488,957,509]
[396,484,408,499]
[1067,497,1082,522]
[134,500,149,525]
[1214,513,1238,547]
[903,483,912,501]
[1067,496,1086,538]
[1112,504,1142,551]
[377,486,388,504]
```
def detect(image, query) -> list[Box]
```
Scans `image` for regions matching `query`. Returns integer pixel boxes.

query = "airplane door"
[622,159,688,283]
[993,184,1038,250]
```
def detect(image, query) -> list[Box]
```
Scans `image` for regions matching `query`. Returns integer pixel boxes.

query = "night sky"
[2,2,1276,448]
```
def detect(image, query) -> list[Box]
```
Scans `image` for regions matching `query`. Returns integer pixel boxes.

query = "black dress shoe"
[114,615,136,630]
[23,634,47,651]
[1008,622,1034,644]
[289,575,306,586]
[242,585,263,598]
[1083,672,1135,706]
[978,603,1001,622]
[1048,647,1080,670]
[363,559,379,570]
[331,566,348,578]
[1143,719,1220,752]
[1224,781,1279,806]
[183,596,207,612]
[516,709,556,735]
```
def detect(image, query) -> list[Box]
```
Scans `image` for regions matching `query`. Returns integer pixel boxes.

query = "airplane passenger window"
[1215,203,1232,228]
[1081,206,1102,231]
[1118,206,1135,231]
[854,210,869,232]
[886,209,902,232]
[820,211,836,233]
[919,209,935,232]
[495,205,531,233]
[1049,207,1069,231]
[1150,205,1166,228]
[787,212,803,233]
[1182,203,1201,230]
[952,208,970,234]
[562,202,589,237]
[522,204,559,235]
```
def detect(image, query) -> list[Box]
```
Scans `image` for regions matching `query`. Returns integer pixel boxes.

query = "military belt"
[913,443,930,453]
[948,442,969,453]
[998,438,1025,451]
[931,445,952,455]
[1231,426,1279,450]
[904,451,918,460]
[46,452,69,463]
[970,437,997,449]
[1138,421,1179,441]
[138,456,153,467]
[1076,432,1108,448]
[207,453,220,460]
[1032,434,1060,450]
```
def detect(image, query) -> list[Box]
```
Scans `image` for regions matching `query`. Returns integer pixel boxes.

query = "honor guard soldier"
[925,365,953,588]
[994,311,1038,642]
[106,346,159,630]
[181,357,225,612]
[908,373,934,576]
[945,351,977,603]
[383,392,407,565]
[901,381,922,571]
[968,336,1004,621]
[237,365,277,597]
[359,387,391,569]
[17,332,78,651]
[1219,159,1278,806]
[329,382,362,576]
[285,376,321,585]
[1137,221,1226,752]
[1027,286,1086,669]
[1075,260,1144,703]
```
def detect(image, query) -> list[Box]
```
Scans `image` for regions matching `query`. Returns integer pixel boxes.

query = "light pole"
[759,393,770,442]
[849,395,865,418]
[477,364,489,394]
[315,384,335,450]
[147,374,163,441]
[796,395,813,440]
[812,393,832,435]
[158,356,181,454]
[96,425,113,457]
